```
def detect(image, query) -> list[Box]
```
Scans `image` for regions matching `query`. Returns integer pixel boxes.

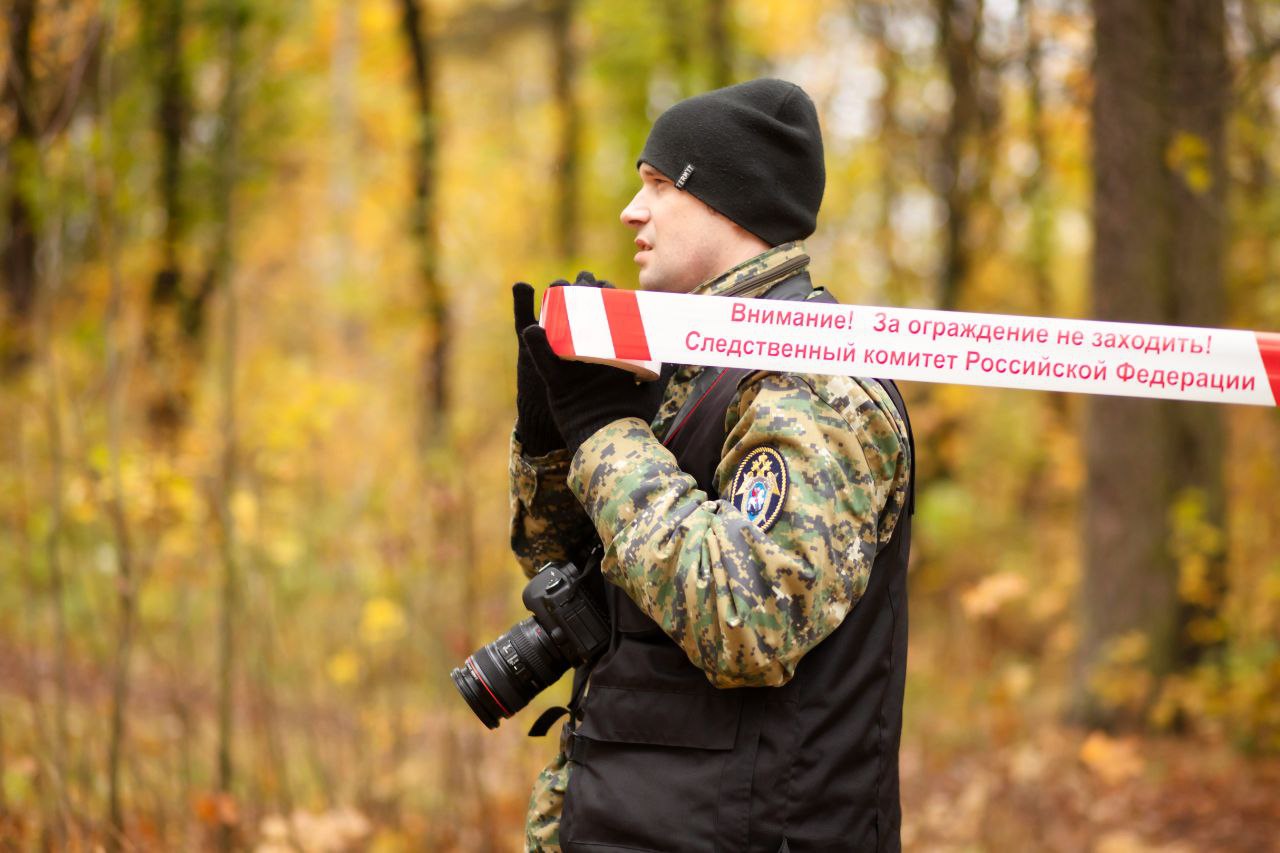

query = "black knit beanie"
[637,78,825,247]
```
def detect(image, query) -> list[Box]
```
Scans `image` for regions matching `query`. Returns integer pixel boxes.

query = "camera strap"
[526,645,595,740]
[526,664,592,742]
[526,661,593,757]
[527,705,569,738]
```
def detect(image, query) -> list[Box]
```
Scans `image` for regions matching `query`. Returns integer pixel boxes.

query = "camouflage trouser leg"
[525,750,570,852]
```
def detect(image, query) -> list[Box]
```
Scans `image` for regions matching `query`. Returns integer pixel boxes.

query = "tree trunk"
[1019,0,1052,317]
[1239,0,1277,306]
[398,0,448,444]
[142,0,210,440]
[550,0,580,261]
[862,1,904,304]
[1079,0,1227,725]
[3,2,102,376]
[247,475,294,820]
[935,0,982,312]
[7,399,62,846]
[1016,0,1070,467]
[0,694,7,833]
[96,11,139,848]
[660,0,693,95]
[211,3,247,849]
[1167,0,1227,667]
[2,0,39,375]
[706,0,732,88]
[37,194,72,851]
[927,0,988,485]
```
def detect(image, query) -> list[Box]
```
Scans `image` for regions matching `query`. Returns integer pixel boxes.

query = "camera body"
[521,561,610,665]
[451,560,609,729]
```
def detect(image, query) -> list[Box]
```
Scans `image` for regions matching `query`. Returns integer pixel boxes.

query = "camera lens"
[450,616,568,729]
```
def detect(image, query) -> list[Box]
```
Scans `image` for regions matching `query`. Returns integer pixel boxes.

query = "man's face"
[620,163,743,293]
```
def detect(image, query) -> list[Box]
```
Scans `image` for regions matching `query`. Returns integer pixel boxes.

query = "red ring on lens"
[466,656,511,717]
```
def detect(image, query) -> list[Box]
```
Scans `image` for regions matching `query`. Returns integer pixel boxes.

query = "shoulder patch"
[730,447,789,532]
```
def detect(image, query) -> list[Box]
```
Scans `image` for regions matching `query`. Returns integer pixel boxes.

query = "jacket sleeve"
[566,373,910,688]
[509,430,599,579]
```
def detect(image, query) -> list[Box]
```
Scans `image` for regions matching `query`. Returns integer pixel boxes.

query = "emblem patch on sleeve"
[730,447,789,532]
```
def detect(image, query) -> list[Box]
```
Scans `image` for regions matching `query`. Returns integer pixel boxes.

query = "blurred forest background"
[3,0,1280,849]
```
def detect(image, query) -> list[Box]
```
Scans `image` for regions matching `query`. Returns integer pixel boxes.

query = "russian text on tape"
[540,288,1279,407]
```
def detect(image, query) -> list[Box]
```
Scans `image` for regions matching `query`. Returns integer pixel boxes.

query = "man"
[509,79,913,852]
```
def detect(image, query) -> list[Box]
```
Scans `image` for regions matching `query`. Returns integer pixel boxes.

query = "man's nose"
[620,193,648,228]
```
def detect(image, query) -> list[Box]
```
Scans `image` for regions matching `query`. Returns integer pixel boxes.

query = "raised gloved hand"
[520,274,667,456]
[513,281,563,455]
[513,272,615,456]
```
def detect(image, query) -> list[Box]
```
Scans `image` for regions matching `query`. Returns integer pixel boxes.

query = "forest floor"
[899,727,1280,852]
[3,636,1280,851]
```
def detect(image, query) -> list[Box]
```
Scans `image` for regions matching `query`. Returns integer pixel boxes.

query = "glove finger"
[546,278,573,288]
[574,270,614,289]
[520,325,562,382]
[513,282,537,334]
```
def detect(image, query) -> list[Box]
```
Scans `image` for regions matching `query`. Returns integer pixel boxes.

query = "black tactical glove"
[513,272,615,456]
[513,281,564,456]
[521,320,667,457]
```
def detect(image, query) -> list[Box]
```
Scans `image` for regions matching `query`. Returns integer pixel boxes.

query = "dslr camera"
[450,560,609,729]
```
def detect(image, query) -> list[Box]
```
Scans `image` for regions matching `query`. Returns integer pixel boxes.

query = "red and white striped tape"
[540,287,1280,407]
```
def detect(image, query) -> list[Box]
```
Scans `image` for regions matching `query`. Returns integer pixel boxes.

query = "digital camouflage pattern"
[525,750,569,852]
[511,241,912,839]
[643,241,811,439]
[694,240,811,299]
[647,362,699,439]
[509,434,597,579]
[570,369,909,687]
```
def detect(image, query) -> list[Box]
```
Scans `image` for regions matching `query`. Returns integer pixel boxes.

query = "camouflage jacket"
[514,243,912,850]
[509,241,912,688]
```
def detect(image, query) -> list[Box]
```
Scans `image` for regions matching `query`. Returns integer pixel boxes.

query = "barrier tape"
[540,287,1280,407]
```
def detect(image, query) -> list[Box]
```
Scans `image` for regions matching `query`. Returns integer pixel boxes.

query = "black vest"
[560,278,914,853]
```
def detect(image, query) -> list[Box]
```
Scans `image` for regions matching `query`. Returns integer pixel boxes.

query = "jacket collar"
[689,241,810,299]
